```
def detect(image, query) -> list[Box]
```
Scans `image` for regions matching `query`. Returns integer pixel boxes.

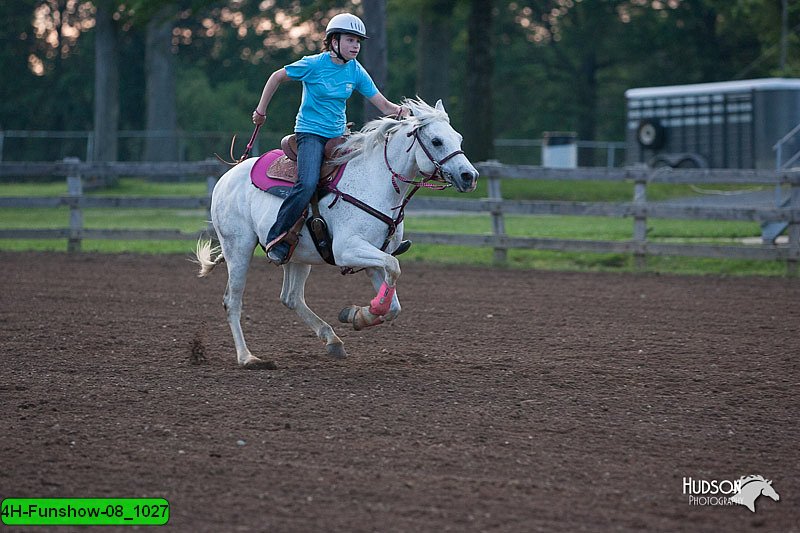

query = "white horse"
[195,98,478,367]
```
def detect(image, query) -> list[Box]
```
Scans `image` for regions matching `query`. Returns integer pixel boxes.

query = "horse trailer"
[625,78,800,169]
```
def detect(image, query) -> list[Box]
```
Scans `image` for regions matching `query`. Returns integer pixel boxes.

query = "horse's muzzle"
[458,169,479,193]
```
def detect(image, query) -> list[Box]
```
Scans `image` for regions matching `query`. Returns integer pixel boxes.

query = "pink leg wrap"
[369,282,396,317]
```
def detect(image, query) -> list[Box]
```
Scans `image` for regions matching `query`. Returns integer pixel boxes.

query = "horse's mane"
[334,97,450,164]
[739,474,771,485]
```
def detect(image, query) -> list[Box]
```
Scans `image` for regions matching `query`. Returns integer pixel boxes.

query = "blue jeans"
[266,132,330,251]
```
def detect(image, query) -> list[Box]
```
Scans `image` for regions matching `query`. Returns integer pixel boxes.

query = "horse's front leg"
[280,262,347,358]
[366,267,401,322]
[335,242,401,330]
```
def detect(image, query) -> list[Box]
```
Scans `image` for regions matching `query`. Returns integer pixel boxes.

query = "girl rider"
[252,13,408,265]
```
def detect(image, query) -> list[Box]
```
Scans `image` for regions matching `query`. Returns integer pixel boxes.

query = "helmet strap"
[331,35,350,63]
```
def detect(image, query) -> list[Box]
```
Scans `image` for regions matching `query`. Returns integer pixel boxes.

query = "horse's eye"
[432,138,443,147]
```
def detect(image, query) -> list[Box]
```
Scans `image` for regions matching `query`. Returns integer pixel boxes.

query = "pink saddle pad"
[250,149,295,195]
[250,148,348,198]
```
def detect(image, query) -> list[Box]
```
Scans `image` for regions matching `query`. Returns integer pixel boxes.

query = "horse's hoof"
[241,356,278,370]
[392,239,412,256]
[338,305,382,331]
[338,305,358,325]
[326,343,347,359]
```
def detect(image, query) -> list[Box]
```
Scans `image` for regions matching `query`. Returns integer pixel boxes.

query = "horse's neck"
[737,482,761,499]
[345,130,419,205]
[744,482,763,494]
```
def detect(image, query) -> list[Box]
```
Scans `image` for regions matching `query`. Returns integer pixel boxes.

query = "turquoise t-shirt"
[285,53,379,138]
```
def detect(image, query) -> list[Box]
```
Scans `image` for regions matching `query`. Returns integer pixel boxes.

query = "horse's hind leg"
[219,233,273,368]
[280,262,347,359]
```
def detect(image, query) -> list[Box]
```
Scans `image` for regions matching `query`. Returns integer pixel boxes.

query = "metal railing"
[494,138,626,168]
[0,130,282,164]
[774,122,800,170]
[0,130,627,168]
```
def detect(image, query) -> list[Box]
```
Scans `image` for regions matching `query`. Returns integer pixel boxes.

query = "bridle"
[384,126,464,194]
[324,120,464,273]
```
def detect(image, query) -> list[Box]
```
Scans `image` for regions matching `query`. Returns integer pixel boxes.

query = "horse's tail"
[194,238,225,277]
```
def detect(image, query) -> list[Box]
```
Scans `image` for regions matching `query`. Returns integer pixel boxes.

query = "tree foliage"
[1,0,798,161]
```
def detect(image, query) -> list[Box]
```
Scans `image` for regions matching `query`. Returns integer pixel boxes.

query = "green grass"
[0,207,205,231]
[417,178,765,203]
[0,181,69,196]
[0,177,790,276]
[401,215,781,276]
[89,178,209,197]
[0,239,197,254]
[0,177,209,197]
[406,214,760,242]
[397,243,787,276]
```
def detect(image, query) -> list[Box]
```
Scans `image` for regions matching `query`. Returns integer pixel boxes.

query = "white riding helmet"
[325,13,368,39]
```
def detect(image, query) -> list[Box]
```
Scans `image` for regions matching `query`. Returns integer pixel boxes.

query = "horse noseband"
[405,128,464,180]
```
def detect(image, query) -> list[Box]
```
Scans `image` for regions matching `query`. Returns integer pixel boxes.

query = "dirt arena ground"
[1,251,798,532]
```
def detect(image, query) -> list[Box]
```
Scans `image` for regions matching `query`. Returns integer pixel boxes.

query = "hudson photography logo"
[683,475,780,513]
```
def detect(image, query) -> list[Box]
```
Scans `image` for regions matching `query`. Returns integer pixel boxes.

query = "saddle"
[253,135,346,185]
[250,135,348,266]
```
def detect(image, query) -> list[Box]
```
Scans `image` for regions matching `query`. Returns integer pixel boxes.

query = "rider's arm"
[253,68,290,124]
[368,92,409,118]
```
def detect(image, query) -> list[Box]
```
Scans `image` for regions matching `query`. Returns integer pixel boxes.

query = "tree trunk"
[93,1,119,164]
[463,0,494,161]
[361,0,388,123]
[416,0,456,106]
[144,7,178,162]
[576,51,598,166]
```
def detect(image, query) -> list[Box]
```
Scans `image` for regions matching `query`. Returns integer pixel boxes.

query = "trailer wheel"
[636,119,666,149]
[676,157,700,168]
[648,153,707,169]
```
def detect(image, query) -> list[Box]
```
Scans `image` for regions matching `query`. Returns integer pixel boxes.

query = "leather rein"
[324,125,463,255]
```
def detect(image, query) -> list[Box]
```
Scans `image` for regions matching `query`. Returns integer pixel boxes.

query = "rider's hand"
[252,109,266,125]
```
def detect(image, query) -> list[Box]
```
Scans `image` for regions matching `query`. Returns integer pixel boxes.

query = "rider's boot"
[267,242,291,265]
[265,214,306,265]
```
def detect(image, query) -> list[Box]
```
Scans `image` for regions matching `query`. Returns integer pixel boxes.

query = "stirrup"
[264,215,305,265]
[266,245,290,265]
[392,240,412,257]
[265,236,296,265]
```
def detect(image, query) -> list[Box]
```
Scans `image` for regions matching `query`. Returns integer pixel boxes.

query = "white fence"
[410,163,800,274]
[1,159,798,273]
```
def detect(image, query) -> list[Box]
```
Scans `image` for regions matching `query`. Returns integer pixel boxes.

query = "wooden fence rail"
[0,158,223,253]
[1,158,799,273]
[410,163,800,274]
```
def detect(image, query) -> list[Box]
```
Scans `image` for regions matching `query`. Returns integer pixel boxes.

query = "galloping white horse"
[195,98,478,367]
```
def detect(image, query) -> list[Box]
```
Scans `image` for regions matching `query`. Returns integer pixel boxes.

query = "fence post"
[65,157,83,253]
[86,132,94,162]
[487,172,507,265]
[632,173,648,270]
[787,177,800,276]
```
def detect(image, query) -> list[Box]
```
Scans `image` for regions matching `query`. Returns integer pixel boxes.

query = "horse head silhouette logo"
[730,475,780,513]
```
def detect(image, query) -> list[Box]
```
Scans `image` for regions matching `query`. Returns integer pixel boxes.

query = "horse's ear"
[435,99,445,112]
